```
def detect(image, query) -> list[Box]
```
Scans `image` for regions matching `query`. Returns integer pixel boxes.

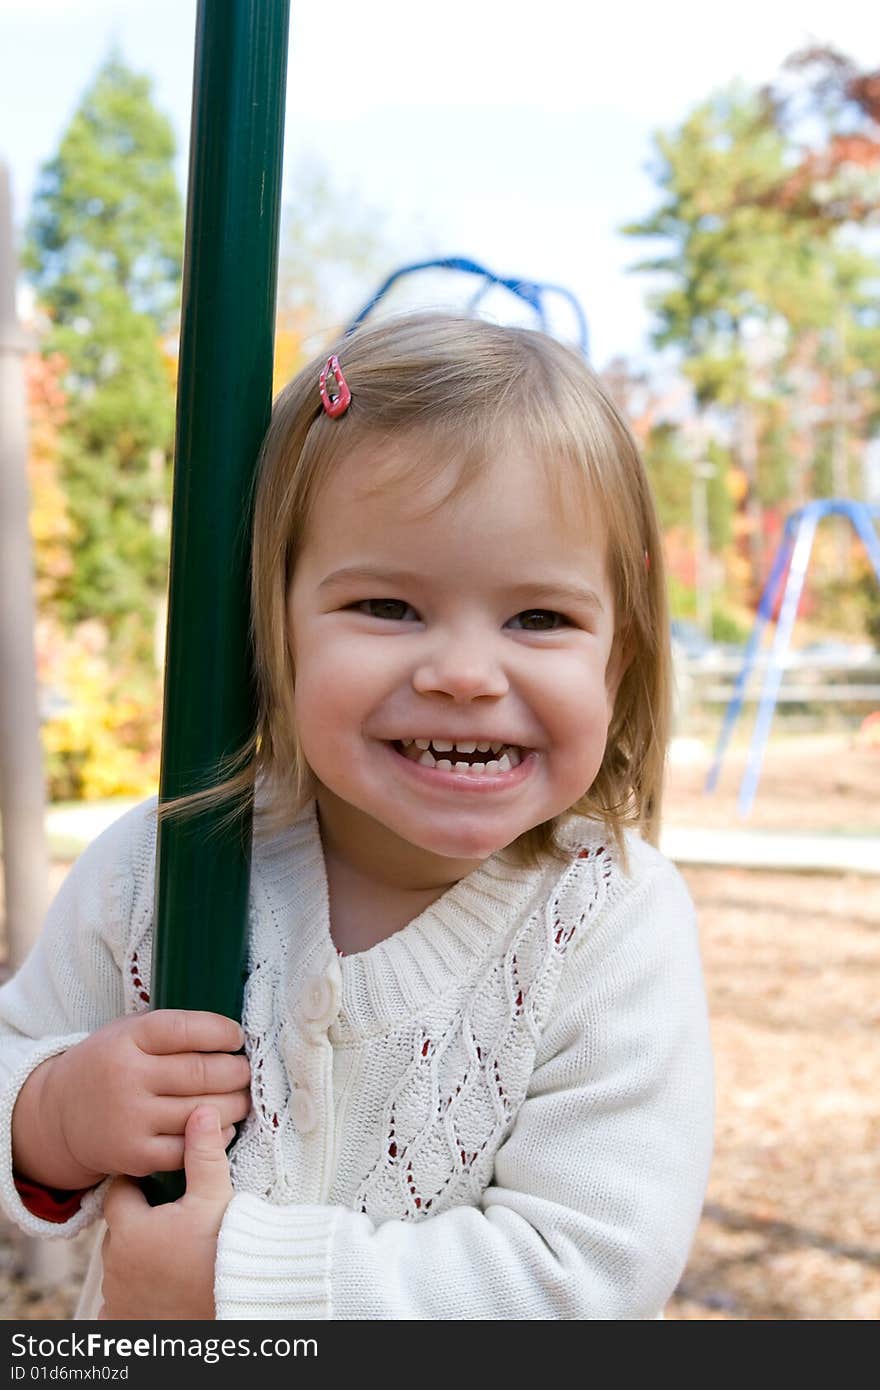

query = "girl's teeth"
[402,741,525,773]
[433,739,453,752]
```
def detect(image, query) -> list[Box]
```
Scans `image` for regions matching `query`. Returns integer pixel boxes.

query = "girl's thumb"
[184,1106,233,1203]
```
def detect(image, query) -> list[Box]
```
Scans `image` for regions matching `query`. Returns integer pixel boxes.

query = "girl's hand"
[99,1105,233,1320]
[12,1010,250,1191]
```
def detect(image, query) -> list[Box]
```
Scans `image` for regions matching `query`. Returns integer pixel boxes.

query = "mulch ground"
[2,732,878,1319]
[669,862,880,1319]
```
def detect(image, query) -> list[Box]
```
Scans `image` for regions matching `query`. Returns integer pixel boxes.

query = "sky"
[0,0,878,369]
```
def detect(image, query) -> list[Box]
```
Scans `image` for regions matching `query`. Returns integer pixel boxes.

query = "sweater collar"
[252,799,596,1032]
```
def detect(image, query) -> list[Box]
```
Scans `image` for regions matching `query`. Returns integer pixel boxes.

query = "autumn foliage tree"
[25,351,73,609]
[760,47,880,230]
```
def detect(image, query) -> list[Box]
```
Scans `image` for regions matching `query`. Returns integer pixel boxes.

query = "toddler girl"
[0,312,713,1320]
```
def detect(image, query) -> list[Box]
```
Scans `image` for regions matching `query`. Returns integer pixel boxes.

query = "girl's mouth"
[385,738,535,789]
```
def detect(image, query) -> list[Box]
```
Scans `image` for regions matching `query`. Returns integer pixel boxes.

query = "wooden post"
[0,159,71,1288]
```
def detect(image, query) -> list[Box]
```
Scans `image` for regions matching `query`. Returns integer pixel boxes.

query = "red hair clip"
[319,354,352,418]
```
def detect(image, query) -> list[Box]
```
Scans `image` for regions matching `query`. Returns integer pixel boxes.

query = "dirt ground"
[1,732,878,1320]
[664,728,880,835]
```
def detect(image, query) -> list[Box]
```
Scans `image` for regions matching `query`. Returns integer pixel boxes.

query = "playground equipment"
[345,255,589,355]
[146,0,290,1202]
[705,499,880,816]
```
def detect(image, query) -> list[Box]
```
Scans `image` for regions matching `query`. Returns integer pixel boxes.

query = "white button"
[291,1087,317,1135]
[299,973,339,1030]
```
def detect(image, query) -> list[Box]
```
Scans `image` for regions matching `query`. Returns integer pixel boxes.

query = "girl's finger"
[154,1051,251,1097]
[182,1107,233,1204]
[152,1089,251,1135]
[133,1136,185,1176]
[135,1011,244,1058]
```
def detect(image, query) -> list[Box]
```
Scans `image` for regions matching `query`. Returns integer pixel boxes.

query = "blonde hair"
[163,311,671,869]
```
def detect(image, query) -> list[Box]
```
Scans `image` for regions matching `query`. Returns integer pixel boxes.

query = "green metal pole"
[146,0,290,1204]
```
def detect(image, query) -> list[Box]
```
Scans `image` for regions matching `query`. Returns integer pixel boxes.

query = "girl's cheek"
[332,639,407,689]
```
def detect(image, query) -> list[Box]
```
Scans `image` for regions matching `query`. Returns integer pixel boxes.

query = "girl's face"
[287,437,624,886]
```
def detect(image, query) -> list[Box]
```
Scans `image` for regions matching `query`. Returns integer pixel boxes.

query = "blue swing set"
[705,499,880,815]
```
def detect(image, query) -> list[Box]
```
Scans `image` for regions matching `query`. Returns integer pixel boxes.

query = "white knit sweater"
[0,797,714,1320]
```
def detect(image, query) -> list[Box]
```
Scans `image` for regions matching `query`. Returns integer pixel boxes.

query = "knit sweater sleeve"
[0,801,153,1239]
[215,850,715,1319]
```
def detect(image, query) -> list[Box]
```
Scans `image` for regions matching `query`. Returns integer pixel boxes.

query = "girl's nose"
[411,632,509,703]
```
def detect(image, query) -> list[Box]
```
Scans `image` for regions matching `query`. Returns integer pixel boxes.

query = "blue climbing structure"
[345,255,589,357]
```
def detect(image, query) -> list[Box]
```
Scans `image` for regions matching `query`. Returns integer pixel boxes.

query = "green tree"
[24,53,183,659]
[623,76,880,596]
[623,88,817,373]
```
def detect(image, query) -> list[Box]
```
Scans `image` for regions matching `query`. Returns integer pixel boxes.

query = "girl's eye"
[508,609,569,632]
[353,598,417,622]
[350,601,570,629]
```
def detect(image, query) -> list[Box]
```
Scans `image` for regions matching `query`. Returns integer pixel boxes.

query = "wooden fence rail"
[682,656,880,706]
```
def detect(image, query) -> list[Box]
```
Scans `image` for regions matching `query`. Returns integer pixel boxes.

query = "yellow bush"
[37,620,162,802]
